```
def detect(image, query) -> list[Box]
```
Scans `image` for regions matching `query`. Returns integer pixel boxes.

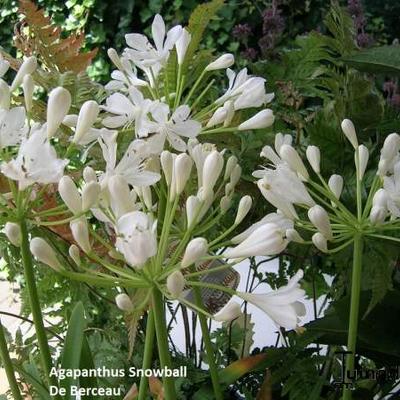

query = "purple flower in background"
[241,47,258,61]
[347,0,373,48]
[383,79,400,111]
[233,24,252,41]
[262,7,285,37]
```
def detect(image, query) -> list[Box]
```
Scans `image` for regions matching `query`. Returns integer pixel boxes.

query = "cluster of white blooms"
[0,14,307,332]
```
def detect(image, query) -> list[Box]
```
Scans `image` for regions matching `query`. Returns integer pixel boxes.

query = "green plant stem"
[192,287,223,400]
[0,320,22,400]
[19,219,61,398]
[152,289,176,400]
[342,235,363,400]
[138,311,155,400]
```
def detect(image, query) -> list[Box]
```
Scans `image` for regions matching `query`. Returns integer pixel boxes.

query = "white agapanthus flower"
[105,57,147,91]
[123,14,182,85]
[1,124,68,189]
[98,132,160,188]
[238,270,306,329]
[115,211,157,267]
[0,107,28,148]
[141,102,201,152]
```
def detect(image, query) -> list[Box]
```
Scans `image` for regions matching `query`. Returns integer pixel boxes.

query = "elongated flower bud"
[220,195,232,214]
[186,195,201,227]
[4,222,21,246]
[308,205,332,239]
[10,56,37,91]
[81,181,100,211]
[160,151,173,185]
[58,176,81,214]
[341,119,358,149]
[72,100,99,144]
[224,155,238,180]
[22,74,34,112]
[47,87,72,138]
[380,133,400,161]
[213,301,242,322]
[83,166,97,183]
[235,195,252,225]
[171,153,192,200]
[70,219,91,254]
[207,107,227,128]
[328,174,343,199]
[370,205,387,225]
[372,189,388,208]
[230,164,242,186]
[286,228,304,243]
[176,28,191,65]
[356,145,369,180]
[0,80,10,109]
[115,293,134,312]
[312,232,328,253]
[30,237,61,270]
[306,146,320,174]
[205,54,234,71]
[107,48,124,70]
[279,145,309,181]
[274,133,292,154]
[202,150,224,197]
[238,109,274,130]
[181,237,208,268]
[167,271,185,298]
[69,244,81,266]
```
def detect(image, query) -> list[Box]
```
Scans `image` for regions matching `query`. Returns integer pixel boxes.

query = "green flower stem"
[191,79,216,110]
[19,219,61,398]
[138,311,155,400]
[184,69,206,105]
[343,235,363,400]
[355,150,362,220]
[152,289,176,400]
[192,287,223,400]
[0,320,22,400]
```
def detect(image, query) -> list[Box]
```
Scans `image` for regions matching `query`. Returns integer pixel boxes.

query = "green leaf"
[78,336,97,400]
[13,364,52,400]
[60,302,87,400]
[342,45,400,75]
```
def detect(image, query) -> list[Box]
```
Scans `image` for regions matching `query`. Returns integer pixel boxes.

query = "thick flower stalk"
[253,125,400,400]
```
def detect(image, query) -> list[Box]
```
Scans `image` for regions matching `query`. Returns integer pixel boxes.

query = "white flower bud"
[47,87,72,138]
[30,237,61,270]
[230,164,242,186]
[109,175,135,218]
[0,80,10,109]
[68,244,81,266]
[10,56,37,91]
[260,145,281,165]
[202,150,224,197]
[312,232,328,253]
[279,145,309,181]
[58,176,81,214]
[205,54,234,71]
[167,271,185,298]
[372,189,388,208]
[176,28,191,65]
[235,195,252,225]
[381,133,400,161]
[115,293,134,312]
[328,174,343,199]
[286,228,304,243]
[306,145,321,174]
[225,182,234,196]
[73,101,99,144]
[356,145,369,180]
[370,205,387,225]
[107,48,124,70]
[81,181,100,211]
[4,222,21,246]
[377,158,389,177]
[83,166,97,183]
[70,219,91,254]
[171,153,192,200]
[22,74,34,112]
[186,195,201,227]
[206,107,228,128]
[181,237,208,268]
[220,195,232,213]
[308,205,333,239]
[341,119,358,149]
[224,155,238,180]
[160,151,173,185]
[213,301,242,322]
[238,109,275,130]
